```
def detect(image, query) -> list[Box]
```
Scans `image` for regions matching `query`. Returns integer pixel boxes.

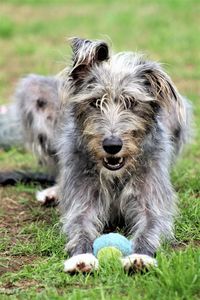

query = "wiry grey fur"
[14,38,191,259]
[57,38,190,257]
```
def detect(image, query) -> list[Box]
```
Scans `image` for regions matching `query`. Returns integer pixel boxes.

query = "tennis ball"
[97,246,123,262]
[93,233,132,257]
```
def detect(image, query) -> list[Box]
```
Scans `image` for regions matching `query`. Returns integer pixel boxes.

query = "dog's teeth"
[119,157,123,163]
[104,158,108,163]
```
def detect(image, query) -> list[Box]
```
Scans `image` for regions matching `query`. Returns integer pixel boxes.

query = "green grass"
[0,0,199,299]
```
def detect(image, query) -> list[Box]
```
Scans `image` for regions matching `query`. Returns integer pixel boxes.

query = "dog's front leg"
[122,171,176,271]
[60,180,104,273]
[62,206,102,273]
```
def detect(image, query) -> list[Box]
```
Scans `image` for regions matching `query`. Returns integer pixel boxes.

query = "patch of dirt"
[0,186,58,274]
[0,279,41,295]
[171,240,200,250]
[0,254,39,276]
[0,186,58,230]
[0,188,33,239]
[1,189,34,237]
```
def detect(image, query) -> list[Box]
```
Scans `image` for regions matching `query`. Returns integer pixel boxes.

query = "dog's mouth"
[103,157,125,171]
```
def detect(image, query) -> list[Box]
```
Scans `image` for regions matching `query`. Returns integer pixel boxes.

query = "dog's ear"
[141,64,178,104]
[140,62,185,122]
[69,37,109,81]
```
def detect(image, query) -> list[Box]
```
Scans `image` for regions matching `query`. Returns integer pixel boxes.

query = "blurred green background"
[0,0,199,105]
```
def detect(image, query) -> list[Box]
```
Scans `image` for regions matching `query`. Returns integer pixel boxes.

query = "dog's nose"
[102,136,123,154]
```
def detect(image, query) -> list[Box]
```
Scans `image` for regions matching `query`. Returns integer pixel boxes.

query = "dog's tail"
[0,170,55,186]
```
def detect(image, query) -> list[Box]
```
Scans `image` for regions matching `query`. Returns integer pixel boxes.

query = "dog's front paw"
[121,254,157,273]
[64,253,99,274]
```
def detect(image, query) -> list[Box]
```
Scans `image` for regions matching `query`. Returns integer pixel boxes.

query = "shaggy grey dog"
[14,38,190,272]
[0,75,59,186]
[15,74,60,169]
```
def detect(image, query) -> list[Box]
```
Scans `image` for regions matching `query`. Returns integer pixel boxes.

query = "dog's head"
[61,38,184,173]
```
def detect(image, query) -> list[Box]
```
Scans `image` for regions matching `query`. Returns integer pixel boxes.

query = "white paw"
[64,253,99,273]
[121,253,157,272]
[36,185,58,204]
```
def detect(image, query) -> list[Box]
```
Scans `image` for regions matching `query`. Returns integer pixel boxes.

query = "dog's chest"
[107,177,127,225]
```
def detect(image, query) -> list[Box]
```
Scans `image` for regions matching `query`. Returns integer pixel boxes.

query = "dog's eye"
[124,97,137,110]
[89,99,101,109]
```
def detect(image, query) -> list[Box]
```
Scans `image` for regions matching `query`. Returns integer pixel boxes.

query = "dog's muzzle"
[102,136,125,170]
